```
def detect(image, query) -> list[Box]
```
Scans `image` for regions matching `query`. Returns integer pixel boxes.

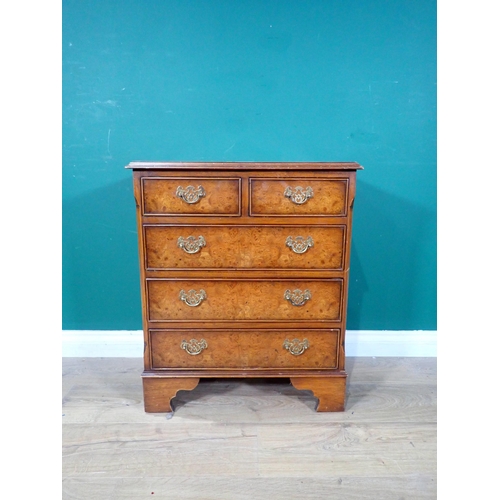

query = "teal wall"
[63,0,436,330]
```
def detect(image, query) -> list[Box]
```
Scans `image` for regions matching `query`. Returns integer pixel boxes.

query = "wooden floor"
[62,357,436,499]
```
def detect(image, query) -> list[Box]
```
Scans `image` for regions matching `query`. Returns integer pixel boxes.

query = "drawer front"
[144,225,345,270]
[250,178,348,216]
[142,177,241,215]
[147,279,342,322]
[150,329,340,369]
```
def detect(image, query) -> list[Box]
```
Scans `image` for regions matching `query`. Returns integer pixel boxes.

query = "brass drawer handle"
[283,338,309,356]
[179,289,207,307]
[284,288,311,306]
[181,338,208,355]
[284,186,314,205]
[285,236,314,254]
[176,185,206,204]
[177,235,206,254]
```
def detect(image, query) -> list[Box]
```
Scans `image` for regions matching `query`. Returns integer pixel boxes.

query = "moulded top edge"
[125,162,363,170]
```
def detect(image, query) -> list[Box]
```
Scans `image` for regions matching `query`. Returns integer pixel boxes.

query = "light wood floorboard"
[62,357,436,499]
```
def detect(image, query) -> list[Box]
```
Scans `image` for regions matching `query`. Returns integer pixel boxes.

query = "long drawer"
[150,329,340,369]
[144,225,345,270]
[147,279,343,322]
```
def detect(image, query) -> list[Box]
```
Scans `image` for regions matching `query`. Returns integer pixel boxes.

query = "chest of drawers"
[126,162,362,413]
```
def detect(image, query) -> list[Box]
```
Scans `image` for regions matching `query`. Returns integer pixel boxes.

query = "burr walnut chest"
[126,162,362,413]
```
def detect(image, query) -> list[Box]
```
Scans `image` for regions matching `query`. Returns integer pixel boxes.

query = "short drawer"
[144,225,345,270]
[150,329,340,369]
[250,178,348,216]
[142,177,241,215]
[147,279,342,322]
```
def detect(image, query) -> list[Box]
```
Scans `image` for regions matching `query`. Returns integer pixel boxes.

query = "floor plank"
[62,475,437,500]
[62,357,436,499]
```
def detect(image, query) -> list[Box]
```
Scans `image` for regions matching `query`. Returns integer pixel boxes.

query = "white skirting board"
[61,330,437,358]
